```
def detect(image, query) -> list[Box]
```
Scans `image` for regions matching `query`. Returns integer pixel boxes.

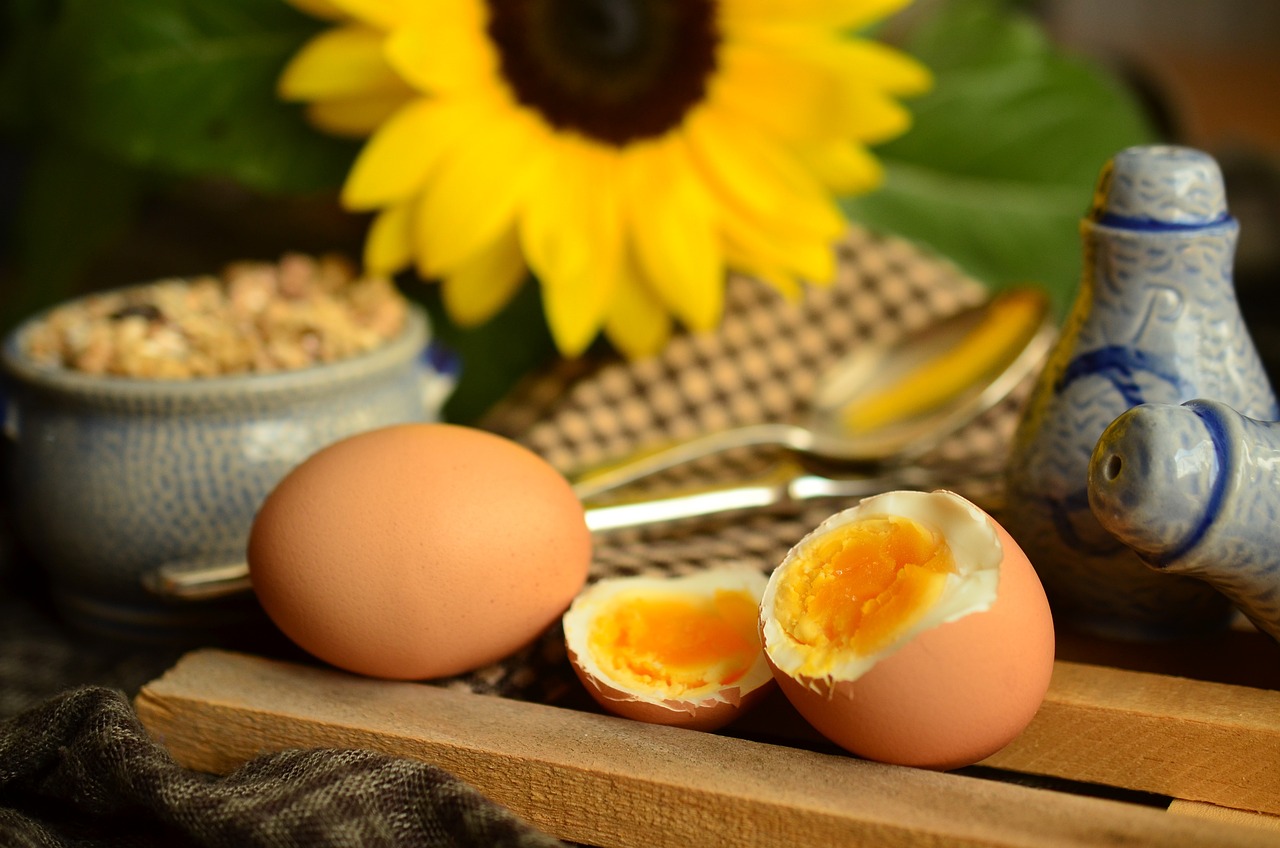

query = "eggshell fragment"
[248,423,592,680]
[761,490,1054,770]
[563,567,775,732]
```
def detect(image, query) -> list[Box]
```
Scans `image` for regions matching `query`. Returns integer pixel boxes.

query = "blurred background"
[1037,0,1280,374]
[1,0,1277,419]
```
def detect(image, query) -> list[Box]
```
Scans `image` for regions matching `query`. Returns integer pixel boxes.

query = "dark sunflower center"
[486,0,719,145]
[564,0,643,61]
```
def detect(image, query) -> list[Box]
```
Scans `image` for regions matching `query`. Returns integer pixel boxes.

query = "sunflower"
[279,0,930,358]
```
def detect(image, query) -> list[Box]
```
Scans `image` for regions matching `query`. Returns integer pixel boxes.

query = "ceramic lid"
[1093,145,1229,227]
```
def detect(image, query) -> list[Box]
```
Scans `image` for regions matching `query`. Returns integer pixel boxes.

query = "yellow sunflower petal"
[384,4,494,93]
[714,34,923,145]
[364,201,413,275]
[440,228,528,326]
[341,99,455,210]
[723,0,912,30]
[325,0,409,30]
[719,199,839,287]
[823,38,933,97]
[711,42,842,143]
[304,87,416,138]
[832,83,914,144]
[605,260,674,360]
[814,43,930,144]
[278,25,402,101]
[414,104,549,276]
[522,138,622,357]
[282,0,347,23]
[802,139,884,196]
[624,137,724,332]
[686,107,847,241]
[731,24,932,97]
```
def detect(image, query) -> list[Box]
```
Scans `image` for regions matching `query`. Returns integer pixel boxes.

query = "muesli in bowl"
[20,252,408,378]
[2,253,456,641]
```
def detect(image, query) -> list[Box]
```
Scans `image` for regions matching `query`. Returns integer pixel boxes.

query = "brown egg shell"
[567,644,776,733]
[248,423,592,681]
[765,516,1055,771]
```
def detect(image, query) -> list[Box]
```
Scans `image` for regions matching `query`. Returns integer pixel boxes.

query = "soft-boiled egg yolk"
[565,568,776,730]
[774,516,956,676]
[587,589,761,697]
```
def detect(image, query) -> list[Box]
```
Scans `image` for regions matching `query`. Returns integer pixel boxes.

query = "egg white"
[563,566,774,712]
[760,490,1002,690]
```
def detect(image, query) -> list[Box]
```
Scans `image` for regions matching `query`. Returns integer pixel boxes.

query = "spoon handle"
[570,421,805,501]
[583,463,1003,534]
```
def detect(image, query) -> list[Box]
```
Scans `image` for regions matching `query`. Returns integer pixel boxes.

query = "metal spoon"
[570,286,1056,502]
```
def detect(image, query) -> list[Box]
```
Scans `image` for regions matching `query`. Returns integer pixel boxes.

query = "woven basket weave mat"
[454,226,1033,702]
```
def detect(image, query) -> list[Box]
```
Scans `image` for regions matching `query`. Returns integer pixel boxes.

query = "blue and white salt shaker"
[1088,399,1280,644]
[1003,145,1279,640]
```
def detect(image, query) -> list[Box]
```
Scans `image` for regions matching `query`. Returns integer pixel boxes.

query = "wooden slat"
[1053,613,1280,692]
[982,660,1280,814]
[135,649,1277,848]
[1168,801,1280,832]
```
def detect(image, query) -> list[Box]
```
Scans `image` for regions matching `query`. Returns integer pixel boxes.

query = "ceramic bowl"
[0,299,456,642]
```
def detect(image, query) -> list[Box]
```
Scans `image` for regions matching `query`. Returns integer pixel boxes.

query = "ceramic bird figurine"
[1088,398,1280,643]
[1003,145,1279,640]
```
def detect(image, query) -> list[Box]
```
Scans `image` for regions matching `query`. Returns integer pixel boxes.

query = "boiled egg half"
[761,489,1054,770]
[563,567,775,731]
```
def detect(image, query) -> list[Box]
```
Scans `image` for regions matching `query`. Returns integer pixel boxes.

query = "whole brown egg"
[248,423,592,680]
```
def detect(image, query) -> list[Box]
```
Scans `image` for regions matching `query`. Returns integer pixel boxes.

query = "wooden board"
[981,660,1280,814]
[135,649,1280,848]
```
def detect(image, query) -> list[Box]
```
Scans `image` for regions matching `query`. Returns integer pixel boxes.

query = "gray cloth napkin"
[0,685,565,847]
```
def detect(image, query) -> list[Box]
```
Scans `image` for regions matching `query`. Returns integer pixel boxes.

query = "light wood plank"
[982,660,1280,815]
[1168,800,1280,832]
[136,649,1276,848]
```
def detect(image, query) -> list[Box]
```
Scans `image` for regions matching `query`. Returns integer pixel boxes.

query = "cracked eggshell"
[563,567,775,732]
[761,490,1055,770]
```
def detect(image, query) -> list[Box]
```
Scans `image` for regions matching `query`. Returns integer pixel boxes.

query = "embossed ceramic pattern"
[1,303,455,641]
[1088,399,1280,643]
[1003,146,1279,639]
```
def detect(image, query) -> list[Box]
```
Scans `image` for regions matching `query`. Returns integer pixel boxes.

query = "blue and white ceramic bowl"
[1,299,456,642]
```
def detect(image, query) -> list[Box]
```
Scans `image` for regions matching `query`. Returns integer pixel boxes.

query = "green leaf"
[0,0,58,134]
[3,142,143,333]
[407,279,559,425]
[845,0,1157,315]
[40,0,357,193]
